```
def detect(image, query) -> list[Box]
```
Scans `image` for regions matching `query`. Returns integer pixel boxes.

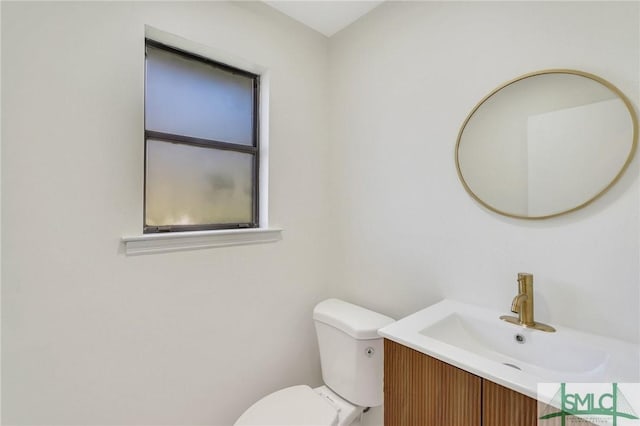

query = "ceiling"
[263,1,384,37]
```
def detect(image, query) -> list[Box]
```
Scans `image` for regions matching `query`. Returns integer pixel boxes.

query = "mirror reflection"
[456,70,637,219]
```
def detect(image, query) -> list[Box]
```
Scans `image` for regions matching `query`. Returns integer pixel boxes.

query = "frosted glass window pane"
[145,45,255,145]
[145,140,254,227]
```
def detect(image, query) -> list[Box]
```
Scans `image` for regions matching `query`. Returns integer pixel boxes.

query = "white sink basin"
[378,299,639,399]
[420,311,608,374]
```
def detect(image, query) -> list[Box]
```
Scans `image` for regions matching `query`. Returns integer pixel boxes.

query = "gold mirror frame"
[455,69,638,220]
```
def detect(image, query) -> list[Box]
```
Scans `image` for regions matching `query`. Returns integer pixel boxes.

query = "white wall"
[1,2,331,425]
[328,1,639,343]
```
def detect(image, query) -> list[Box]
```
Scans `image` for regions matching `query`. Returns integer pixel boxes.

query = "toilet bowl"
[234,385,360,426]
[234,299,394,426]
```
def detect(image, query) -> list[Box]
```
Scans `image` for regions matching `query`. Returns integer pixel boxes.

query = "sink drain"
[503,362,521,370]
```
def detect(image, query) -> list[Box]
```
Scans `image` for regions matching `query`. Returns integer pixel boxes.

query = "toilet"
[234,298,395,426]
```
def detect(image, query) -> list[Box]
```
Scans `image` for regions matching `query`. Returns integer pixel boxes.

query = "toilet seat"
[234,385,339,426]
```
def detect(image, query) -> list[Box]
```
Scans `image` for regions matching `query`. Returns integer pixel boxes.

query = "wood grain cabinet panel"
[482,380,537,426]
[384,339,482,426]
[384,339,543,426]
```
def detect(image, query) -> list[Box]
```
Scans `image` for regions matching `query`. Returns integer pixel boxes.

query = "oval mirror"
[455,69,638,219]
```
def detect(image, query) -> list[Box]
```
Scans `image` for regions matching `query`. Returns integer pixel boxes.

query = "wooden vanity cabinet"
[384,339,537,426]
[482,379,537,426]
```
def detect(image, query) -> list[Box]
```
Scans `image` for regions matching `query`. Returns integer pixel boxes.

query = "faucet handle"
[517,272,533,282]
[517,273,533,291]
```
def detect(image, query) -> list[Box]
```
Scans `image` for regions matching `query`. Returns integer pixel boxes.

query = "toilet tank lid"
[313,299,395,340]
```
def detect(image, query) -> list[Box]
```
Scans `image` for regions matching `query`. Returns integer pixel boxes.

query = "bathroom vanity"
[384,339,536,426]
[378,300,640,426]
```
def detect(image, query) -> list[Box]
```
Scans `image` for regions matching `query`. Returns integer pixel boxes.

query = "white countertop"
[378,299,640,400]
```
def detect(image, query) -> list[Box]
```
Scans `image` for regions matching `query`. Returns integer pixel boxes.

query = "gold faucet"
[500,273,556,332]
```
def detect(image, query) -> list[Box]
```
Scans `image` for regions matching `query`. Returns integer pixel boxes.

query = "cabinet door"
[482,380,537,426]
[384,339,482,426]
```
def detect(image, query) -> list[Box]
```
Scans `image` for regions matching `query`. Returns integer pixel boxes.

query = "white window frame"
[122,26,281,255]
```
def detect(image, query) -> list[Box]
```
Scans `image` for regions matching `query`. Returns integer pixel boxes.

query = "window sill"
[121,228,282,255]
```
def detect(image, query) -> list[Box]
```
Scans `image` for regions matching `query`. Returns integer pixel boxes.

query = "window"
[144,39,260,233]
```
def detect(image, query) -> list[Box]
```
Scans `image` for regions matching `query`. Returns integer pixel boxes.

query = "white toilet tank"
[313,299,394,408]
